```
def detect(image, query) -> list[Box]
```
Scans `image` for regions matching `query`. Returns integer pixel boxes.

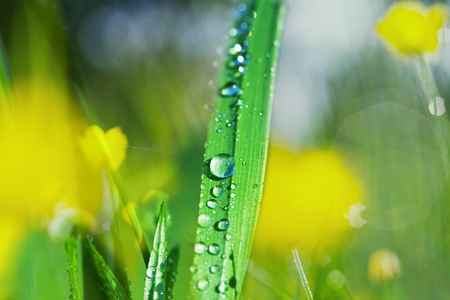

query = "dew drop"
[190,266,197,273]
[194,242,206,254]
[206,200,217,209]
[217,282,228,293]
[147,267,157,278]
[225,233,232,240]
[210,265,220,274]
[197,279,210,291]
[198,214,212,227]
[216,219,230,231]
[230,193,236,198]
[208,243,220,255]
[221,82,240,97]
[230,183,236,190]
[210,153,236,178]
[159,261,166,272]
[428,97,445,116]
[211,186,224,197]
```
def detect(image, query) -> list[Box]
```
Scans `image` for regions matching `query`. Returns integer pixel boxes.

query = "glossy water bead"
[210,154,236,178]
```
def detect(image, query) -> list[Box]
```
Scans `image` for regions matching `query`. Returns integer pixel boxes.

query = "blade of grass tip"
[143,200,169,300]
[65,234,84,300]
[85,237,131,300]
[165,244,180,298]
[292,248,314,300]
[190,0,285,298]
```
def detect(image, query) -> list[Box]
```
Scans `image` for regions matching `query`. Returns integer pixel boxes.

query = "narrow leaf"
[292,248,314,300]
[190,0,285,298]
[143,200,169,300]
[85,237,131,300]
[164,244,180,298]
[65,235,83,300]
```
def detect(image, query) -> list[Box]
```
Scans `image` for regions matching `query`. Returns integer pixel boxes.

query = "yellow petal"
[375,1,448,55]
[79,125,128,171]
[105,127,128,170]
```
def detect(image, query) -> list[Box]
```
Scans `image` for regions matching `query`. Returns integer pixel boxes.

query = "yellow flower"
[368,249,401,283]
[0,79,103,220]
[253,146,363,255]
[78,125,128,171]
[376,1,448,55]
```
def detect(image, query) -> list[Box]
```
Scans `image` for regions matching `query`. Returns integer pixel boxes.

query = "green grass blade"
[85,237,131,300]
[190,0,285,298]
[292,248,314,300]
[143,200,169,300]
[65,235,83,300]
[164,244,180,298]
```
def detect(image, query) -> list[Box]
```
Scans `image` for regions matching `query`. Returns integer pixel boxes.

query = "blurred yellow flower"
[368,249,401,283]
[376,1,448,55]
[0,80,103,220]
[253,146,363,254]
[0,79,127,287]
[78,125,128,171]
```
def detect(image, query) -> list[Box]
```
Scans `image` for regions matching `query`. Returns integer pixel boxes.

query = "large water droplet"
[210,154,236,178]
[208,244,220,255]
[221,82,240,97]
[197,279,210,291]
[212,186,224,197]
[206,200,217,209]
[216,219,230,231]
[198,214,212,227]
[194,242,206,254]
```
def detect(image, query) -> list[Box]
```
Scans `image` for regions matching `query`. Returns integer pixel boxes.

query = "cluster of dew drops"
[193,3,256,296]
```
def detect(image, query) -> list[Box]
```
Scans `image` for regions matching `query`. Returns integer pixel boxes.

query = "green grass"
[189,0,285,298]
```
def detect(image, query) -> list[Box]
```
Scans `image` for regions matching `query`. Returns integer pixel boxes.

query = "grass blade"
[292,248,314,300]
[65,234,83,300]
[85,237,131,300]
[165,244,180,298]
[190,0,285,298]
[143,200,169,300]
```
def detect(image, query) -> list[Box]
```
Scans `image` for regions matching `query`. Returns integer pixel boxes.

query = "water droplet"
[206,200,217,209]
[258,112,263,116]
[210,265,220,274]
[216,128,223,133]
[428,97,445,116]
[212,186,224,197]
[190,266,197,273]
[147,267,157,278]
[327,269,345,289]
[210,153,236,178]
[159,261,166,271]
[230,183,236,190]
[253,184,258,188]
[221,82,240,97]
[225,233,232,240]
[217,282,228,293]
[195,242,206,254]
[197,279,209,291]
[230,193,236,198]
[208,244,220,255]
[198,214,212,227]
[216,219,230,231]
